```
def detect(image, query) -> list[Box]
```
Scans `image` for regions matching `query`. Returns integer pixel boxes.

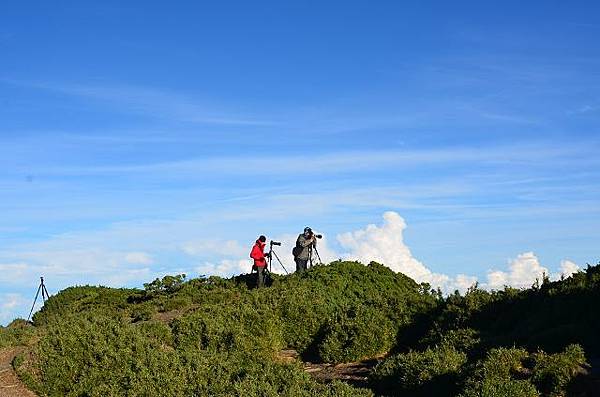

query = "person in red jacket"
[250,235,269,288]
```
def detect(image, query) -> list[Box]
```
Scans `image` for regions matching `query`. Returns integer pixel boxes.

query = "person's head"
[303,227,312,237]
[258,235,266,244]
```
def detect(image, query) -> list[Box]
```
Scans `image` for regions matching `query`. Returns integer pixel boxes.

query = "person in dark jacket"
[250,235,269,287]
[293,227,316,273]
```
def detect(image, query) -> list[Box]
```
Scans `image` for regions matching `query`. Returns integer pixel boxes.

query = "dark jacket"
[295,234,315,260]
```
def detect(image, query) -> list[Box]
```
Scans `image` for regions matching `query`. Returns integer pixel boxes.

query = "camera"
[270,241,282,246]
[314,234,322,239]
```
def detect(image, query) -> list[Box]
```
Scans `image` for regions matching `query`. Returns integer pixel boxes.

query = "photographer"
[250,235,269,288]
[293,227,319,273]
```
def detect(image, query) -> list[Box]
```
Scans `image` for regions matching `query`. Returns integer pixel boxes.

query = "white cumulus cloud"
[485,252,549,289]
[484,253,581,290]
[337,211,475,293]
[333,212,579,294]
[557,259,580,278]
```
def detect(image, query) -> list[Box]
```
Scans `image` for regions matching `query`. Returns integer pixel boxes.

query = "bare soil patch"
[278,349,381,389]
[0,348,37,397]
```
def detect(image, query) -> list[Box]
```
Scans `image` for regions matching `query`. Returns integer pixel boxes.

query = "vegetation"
[370,344,467,396]
[2,260,598,396]
[369,262,599,396]
[0,318,35,348]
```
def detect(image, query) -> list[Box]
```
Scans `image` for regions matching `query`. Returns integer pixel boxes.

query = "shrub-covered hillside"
[370,263,600,397]
[2,260,599,396]
[11,261,436,396]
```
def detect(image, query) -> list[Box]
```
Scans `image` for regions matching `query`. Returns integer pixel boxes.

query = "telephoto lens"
[314,234,323,239]
[271,241,282,246]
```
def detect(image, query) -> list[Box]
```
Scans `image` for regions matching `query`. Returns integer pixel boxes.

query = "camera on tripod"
[270,241,282,246]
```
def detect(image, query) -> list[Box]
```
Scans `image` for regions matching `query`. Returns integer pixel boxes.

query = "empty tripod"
[28,277,50,321]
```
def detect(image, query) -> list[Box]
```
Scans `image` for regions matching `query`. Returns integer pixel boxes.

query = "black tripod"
[267,241,289,274]
[308,245,323,268]
[28,277,50,321]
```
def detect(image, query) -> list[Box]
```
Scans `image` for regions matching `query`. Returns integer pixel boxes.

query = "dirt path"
[0,348,37,397]
[278,349,380,388]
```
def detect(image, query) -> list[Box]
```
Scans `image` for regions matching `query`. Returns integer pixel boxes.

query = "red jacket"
[250,240,267,268]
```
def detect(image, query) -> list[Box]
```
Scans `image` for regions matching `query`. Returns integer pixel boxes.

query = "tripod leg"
[28,284,42,321]
[314,247,323,265]
[42,284,50,301]
[271,250,288,274]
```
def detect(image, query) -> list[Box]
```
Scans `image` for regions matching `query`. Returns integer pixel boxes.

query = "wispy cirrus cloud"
[568,104,600,115]
[2,79,276,126]
[0,293,29,324]
[26,142,599,178]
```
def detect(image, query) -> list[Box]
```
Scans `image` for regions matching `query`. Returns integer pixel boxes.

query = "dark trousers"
[295,258,308,273]
[256,266,266,288]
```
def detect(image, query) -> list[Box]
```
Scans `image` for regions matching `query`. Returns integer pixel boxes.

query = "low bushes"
[171,303,284,357]
[531,344,586,396]
[371,339,587,396]
[14,261,598,396]
[370,344,467,396]
[317,304,396,363]
[459,345,586,397]
[22,312,373,396]
[16,261,430,395]
[32,285,135,326]
[0,319,35,348]
[269,261,438,362]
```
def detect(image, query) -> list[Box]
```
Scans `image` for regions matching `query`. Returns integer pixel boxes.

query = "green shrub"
[143,274,187,297]
[0,318,36,348]
[228,361,374,397]
[459,345,586,397]
[459,347,537,397]
[419,327,481,354]
[271,261,437,358]
[136,321,174,346]
[130,304,155,322]
[157,295,193,312]
[317,304,396,363]
[370,344,467,396]
[441,328,480,352]
[32,285,135,325]
[531,344,586,396]
[171,303,284,357]
[461,379,539,397]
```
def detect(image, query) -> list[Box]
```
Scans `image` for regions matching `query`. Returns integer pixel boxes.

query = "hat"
[304,227,312,234]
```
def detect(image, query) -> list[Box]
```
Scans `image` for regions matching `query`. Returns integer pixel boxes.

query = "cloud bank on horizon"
[0,211,581,324]
[196,211,581,294]
[334,212,580,292]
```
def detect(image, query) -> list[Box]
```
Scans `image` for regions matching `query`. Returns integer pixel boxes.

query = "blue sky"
[1,1,599,323]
